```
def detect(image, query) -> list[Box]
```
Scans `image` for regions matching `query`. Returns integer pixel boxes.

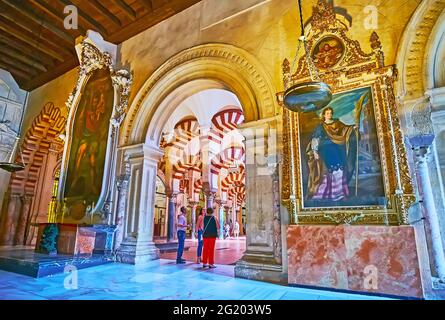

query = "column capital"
[413,145,431,165]
[120,142,164,163]
[188,201,198,208]
[426,87,445,109]
[166,190,178,201]
[214,198,225,206]
[408,134,435,150]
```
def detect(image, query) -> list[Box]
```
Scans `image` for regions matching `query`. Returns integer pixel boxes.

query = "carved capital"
[413,146,431,165]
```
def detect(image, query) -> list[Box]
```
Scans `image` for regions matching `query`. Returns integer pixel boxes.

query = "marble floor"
[160,236,246,265]
[0,258,393,300]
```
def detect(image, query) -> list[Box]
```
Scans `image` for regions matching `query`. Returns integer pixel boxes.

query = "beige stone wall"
[22,0,419,127]
[21,68,77,138]
[119,0,418,108]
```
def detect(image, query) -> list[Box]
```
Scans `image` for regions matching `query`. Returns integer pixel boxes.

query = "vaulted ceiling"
[0,0,201,91]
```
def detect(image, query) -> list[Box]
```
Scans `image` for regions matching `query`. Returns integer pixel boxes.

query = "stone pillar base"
[115,238,160,265]
[235,250,286,284]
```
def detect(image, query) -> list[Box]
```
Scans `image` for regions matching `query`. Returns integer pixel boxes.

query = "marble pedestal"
[35,223,117,255]
[287,225,424,298]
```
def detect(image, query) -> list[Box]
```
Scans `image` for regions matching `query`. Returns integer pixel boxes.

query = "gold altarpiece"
[55,33,133,225]
[278,1,415,226]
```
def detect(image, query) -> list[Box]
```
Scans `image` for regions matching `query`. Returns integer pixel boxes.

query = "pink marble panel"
[57,225,77,254]
[344,226,423,298]
[287,225,424,298]
[75,228,96,255]
[287,226,348,289]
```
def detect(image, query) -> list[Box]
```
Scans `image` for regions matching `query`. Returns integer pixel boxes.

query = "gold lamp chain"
[291,0,320,81]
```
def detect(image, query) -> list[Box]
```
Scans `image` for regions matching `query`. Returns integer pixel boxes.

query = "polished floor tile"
[0,259,393,300]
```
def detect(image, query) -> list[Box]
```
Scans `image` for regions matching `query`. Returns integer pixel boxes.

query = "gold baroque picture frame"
[56,33,132,225]
[277,3,414,226]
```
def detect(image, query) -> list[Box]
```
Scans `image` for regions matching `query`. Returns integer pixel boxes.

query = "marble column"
[215,200,225,239]
[224,205,230,226]
[189,202,197,240]
[231,201,237,227]
[206,192,215,209]
[14,194,33,245]
[116,144,162,265]
[0,193,22,245]
[413,143,445,281]
[114,159,130,251]
[166,193,177,242]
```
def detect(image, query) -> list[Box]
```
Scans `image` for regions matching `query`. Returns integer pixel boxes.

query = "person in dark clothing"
[202,207,220,268]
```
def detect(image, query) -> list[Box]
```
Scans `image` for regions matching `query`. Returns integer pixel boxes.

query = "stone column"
[224,205,230,226]
[0,193,22,245]
[14,194,33,245]
[114,159,130,251]
[215,200,225,239]
[205,192,215,209]
[235,117,285,284]
[116,144,162,265]
[166,193,177,242]
[413,142,445,281]
[189,201,198,240]
[231,201,237,227]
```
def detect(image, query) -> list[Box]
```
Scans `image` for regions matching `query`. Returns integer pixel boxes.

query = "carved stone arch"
[156,169,167,190]
[425,10,445,89]
[122,43,278,146]
[396,0,445,99]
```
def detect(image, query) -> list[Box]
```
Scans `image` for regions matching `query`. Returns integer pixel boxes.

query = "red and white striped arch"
[209,108,244,143]
[228,186,246,207]
[165,118,202,189]
[221,166,245,192]
[211,147,245,174]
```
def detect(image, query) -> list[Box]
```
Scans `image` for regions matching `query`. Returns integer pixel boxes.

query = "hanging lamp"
[283,0,332,113]
[0,137,25,172]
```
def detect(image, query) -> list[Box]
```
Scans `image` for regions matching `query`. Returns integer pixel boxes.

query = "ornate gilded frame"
[277,1,414,226]
[57,34,132,224]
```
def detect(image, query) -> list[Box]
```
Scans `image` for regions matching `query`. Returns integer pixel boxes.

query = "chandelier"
[0,137,25,173]
[283,0,332,113]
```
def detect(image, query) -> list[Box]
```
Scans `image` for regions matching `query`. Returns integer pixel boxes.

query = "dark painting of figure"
[64,68,113,214]
[312,36,344,69]
[300,87,386,208]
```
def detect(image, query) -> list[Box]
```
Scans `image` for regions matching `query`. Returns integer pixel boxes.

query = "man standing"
[176,206,189,264]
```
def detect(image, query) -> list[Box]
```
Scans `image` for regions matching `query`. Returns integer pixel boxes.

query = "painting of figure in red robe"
[64,68,113,219]
[299,87,386,208]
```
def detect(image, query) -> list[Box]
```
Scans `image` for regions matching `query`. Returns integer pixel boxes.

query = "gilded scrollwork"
[65,41,114,113]
[111,69,133,127]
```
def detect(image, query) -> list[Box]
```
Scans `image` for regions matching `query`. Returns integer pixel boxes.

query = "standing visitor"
[233,221,240,238]
[195,207,205,264]
[176,207,189,264]
[202,207,220,268]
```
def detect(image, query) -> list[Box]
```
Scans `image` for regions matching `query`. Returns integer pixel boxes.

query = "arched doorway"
[153,176,167,238]
[117,43,284,283]
[152,89,247,266]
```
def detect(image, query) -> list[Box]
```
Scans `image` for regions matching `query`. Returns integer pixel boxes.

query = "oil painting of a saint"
[306,107,357,201]
[312,36,344,69]
[299,87,386,208]
[64,68,114,217]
